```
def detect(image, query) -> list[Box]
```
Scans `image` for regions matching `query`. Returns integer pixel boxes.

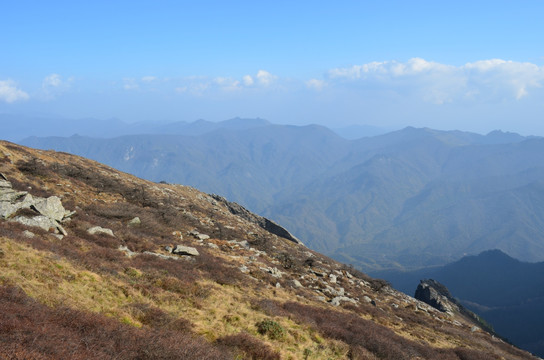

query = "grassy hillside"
[0,141,536,359]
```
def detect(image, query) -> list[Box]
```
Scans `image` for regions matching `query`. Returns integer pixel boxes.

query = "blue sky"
[1,1,543,134]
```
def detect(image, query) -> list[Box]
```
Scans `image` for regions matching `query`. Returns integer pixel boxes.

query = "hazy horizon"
[1,1,544,135]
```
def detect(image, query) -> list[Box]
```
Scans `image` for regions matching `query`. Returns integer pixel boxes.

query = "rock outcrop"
[414,279,497,336]
[210,194,303,245]
[414,279,458,314]
[0,174,72,235]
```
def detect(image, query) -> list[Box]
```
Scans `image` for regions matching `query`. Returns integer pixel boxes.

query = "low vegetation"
[0,141,537,359]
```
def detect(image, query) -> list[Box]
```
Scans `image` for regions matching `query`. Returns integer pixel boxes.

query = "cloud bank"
[0,80,29,103]
[327,58,544,104]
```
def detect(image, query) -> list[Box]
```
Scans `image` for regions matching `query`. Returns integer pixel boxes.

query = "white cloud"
[43,73,62,87]
[306,78,325,91]
[327,58,544,103]
[242,75,254,86]
[42,74,73,98]
[123,78,139,90]
[214,77,241,91]
[256,70,277,86]
[0,80,29,103]
[463,59,543,100]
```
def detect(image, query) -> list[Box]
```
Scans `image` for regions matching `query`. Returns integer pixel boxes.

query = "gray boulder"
[330,296,357,306]
[0,194,34,218]
[0,189,27,202]
[172,245,200,256]
[32,196,66,221]
[88,226,115,237]
[13,215,59,233]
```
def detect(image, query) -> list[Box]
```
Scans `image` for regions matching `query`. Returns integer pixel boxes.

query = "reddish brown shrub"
[195,249,244,286]
[278,301,473,360]
[128,303,193,332]
[0,285,231,360]
[216,332,280,360]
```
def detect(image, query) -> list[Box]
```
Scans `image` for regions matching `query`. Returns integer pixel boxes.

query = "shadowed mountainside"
[375,250,544,357]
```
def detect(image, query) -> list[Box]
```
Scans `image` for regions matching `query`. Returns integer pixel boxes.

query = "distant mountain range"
[1,113,390,142]
[0,114,272,142]
[18,118,544,272]
[374,250,544,357]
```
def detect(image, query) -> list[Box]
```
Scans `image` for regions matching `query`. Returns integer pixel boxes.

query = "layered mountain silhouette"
[20,121,544,272]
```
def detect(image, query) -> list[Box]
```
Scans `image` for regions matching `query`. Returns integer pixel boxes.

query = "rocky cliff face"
[415,279,497,336]
[0,141,536,360]
[415,279,459,314]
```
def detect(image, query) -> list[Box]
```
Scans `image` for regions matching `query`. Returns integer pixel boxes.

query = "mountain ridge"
[20,125,544,271]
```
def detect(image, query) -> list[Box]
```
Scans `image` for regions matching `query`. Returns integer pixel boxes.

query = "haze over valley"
[20,119,544,272]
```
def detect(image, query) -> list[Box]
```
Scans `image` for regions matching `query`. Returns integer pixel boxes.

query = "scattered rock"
[172,245,200,256]
[260,266,283,278]
[196,234,210,241]
[329,274,337,283]
[23,230,35,238]
[209,194,303,245]
[362,296,372,303]
[172,231,183,239]
[275,282,281,288]
[127,217,141,227]
[310,268,327,277]
[330,296,357,306]
[239,265,249,273]
[164,245,173,253]
[87,226,115,237]
[207,243,219,249]
[316,284,344,298]
[119,245,138,257]
[0,176,74,236]
[291,279,303,288]
[143,251,180,260]
[13,215,60,233]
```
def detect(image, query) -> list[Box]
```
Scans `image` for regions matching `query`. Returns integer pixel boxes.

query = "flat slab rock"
[172,245,199,256]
